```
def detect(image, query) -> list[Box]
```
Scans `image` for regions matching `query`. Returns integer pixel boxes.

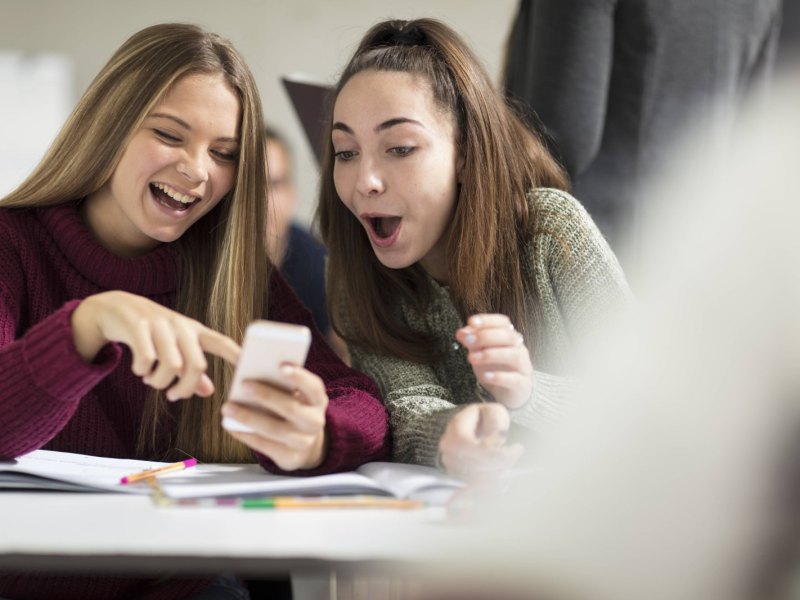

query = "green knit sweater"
[341,188,631,467]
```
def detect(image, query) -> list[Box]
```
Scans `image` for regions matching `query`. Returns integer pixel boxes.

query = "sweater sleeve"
[508,370,574,430]
[257,270,391,475]
[0,294,121,460]
[508,189,632,429]
[347,343,463,468]
[534,188,631,339]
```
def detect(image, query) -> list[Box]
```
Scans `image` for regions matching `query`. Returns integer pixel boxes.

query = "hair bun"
[377,22,427,47]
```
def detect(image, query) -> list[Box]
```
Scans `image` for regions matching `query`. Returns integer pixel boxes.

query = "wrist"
[304,430,327,470]
[70,297,106,363]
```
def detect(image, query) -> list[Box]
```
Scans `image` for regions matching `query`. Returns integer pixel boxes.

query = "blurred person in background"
[264,125,348,362]
[777,0,800,70]
[503,0,783,251]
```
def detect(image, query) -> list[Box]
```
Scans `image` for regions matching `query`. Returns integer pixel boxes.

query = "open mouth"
[150,182,200,212]
[367,216,402,240]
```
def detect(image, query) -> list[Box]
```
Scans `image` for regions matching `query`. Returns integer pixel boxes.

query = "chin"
[374,252,416,271]
[148,228,187,245]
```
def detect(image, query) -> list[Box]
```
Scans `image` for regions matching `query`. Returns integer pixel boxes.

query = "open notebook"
[0,450,463,506]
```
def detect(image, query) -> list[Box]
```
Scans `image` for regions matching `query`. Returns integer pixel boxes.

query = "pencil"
[241,496,425,510]
[159,496,425,509]
[120,458,198,485]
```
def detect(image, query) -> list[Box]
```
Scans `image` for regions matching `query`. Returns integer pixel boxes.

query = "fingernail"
[280,365,295,376]
[471,317,483,327]
[166,390,178,402]
[465,333,476,346]
[484,371,495,381]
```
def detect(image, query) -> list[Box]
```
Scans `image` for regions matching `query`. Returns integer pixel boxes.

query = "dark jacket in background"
[505,0,783,246]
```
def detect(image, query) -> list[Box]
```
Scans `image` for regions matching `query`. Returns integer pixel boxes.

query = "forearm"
[0,300,120,459]
[386,388,463,467]
[349,345,463,467]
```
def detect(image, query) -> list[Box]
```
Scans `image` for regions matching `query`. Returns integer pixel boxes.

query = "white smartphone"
[222,320,312,434]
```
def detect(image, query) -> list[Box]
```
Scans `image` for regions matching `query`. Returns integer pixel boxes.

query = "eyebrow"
[147,112,239,143]
[332,117,424,135]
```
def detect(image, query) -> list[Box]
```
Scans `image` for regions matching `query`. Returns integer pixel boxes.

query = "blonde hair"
[318,18,568,363]
[1,23,269,462]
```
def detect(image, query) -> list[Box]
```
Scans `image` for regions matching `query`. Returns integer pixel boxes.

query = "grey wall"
[0,0,518,224]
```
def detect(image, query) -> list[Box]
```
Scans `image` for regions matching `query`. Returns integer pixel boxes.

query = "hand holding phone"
[222,320,311,434]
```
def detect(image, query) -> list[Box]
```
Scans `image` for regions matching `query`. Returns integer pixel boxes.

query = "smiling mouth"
[367,216,402,239]
[150,182,200,212]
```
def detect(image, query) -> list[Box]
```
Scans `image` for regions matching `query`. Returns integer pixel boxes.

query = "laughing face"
[331,70,462,281]
[83,73,241,257]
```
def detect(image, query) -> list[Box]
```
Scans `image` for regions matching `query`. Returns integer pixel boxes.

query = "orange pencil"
[120,458,198,484]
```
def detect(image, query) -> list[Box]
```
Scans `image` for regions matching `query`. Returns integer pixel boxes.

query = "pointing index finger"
[198,328,241,365]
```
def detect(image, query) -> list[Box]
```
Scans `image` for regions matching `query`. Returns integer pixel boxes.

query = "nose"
[354,158,384,197]
[177,152,208,183]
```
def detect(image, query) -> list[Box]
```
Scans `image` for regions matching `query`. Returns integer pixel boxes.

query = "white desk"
[0,491,451,577]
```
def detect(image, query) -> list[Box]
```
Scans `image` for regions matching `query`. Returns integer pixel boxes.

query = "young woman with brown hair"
[318,18,630,479]
[0,22,388,599]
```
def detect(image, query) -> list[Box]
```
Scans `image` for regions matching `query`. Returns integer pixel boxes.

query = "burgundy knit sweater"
[0,202,390,600]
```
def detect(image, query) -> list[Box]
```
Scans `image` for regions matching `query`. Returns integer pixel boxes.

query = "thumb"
[476,403,510,445]
[452,404,483,443]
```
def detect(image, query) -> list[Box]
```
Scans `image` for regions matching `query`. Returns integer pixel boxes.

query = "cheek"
[332,169,354,211]
[214,165,237,200]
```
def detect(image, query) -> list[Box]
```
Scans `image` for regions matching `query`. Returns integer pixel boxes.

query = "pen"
[120,458,198,484]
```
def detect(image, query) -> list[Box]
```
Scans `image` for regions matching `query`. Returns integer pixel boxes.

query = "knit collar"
[37,201,178,295]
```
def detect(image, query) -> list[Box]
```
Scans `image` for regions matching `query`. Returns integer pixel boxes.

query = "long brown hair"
[317,18,568,363]
[1,23,268,462]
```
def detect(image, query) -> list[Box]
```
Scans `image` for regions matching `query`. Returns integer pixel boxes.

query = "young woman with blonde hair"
[0,22,388,599]
[318,18,630,478]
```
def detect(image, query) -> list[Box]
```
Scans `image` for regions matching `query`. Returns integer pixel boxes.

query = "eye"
[211,149,239,163]
[154,129,181,143]
[334,150,357,162]
[389,146,415,157]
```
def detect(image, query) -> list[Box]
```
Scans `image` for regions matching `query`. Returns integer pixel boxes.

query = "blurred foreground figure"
[396,74,800,600]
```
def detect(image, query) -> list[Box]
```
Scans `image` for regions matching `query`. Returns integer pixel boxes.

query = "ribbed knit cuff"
[386,402,464,469]
[509,370,572,430]
[21,300,121,401]
[315,397,389,474]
